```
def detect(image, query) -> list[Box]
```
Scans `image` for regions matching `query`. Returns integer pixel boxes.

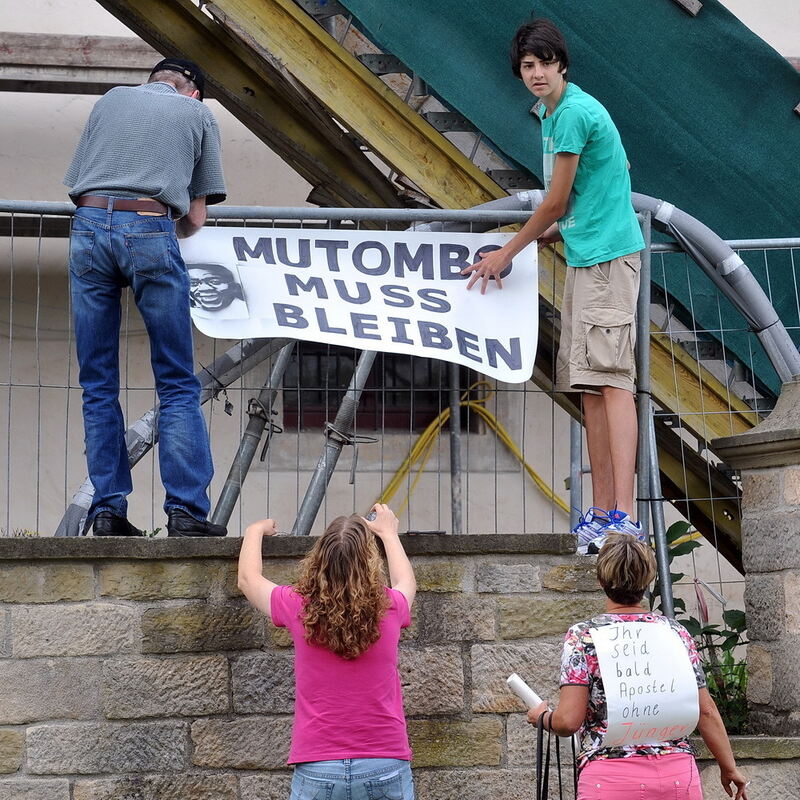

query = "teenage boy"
[463,19,644,552]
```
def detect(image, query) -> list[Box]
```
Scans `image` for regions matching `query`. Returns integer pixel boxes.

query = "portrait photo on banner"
[180,227,539,383]
[187,262,250,320]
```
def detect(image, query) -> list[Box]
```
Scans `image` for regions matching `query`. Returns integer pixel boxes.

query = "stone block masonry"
[714,379,800,739]
[0,534,797,799]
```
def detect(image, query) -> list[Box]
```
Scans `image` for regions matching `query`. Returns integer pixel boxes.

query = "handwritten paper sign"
[593,622,699,748]
[179,227,539,383]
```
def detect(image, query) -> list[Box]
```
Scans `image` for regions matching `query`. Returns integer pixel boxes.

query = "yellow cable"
[671,531,703,547]
[376,381,570,516]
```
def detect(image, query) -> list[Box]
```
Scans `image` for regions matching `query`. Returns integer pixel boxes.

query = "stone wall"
[0,535,797,800]
[737,464,800,735]
[713,379,800,740]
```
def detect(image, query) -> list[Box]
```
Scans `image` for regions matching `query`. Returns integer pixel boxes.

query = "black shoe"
[92,511,144,537]
[167,509,227,537]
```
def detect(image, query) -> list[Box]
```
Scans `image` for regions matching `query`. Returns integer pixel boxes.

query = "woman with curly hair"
[237,504,416,800]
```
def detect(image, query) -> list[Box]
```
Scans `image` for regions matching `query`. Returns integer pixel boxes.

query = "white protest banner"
[593,622,699,748]
[179,227,538,383]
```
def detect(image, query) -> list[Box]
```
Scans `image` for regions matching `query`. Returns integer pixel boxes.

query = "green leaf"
[682,618,703,637]
[721,637,739,653]
[666,521,692,543]
[722,609,747,632]
[669,540,702,558]
[672,597,687,613]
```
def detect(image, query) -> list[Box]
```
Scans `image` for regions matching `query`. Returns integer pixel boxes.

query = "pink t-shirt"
[271,584,412,764]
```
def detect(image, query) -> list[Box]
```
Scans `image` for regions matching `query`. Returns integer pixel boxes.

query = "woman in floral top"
[528,534,749,800]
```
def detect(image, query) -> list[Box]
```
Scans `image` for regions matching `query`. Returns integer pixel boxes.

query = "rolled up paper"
[507,673,542,708]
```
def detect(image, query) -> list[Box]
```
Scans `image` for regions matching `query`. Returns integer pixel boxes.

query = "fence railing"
[2,198,798,617]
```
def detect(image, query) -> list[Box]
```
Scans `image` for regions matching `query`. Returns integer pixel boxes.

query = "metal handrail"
[1,199,797,251]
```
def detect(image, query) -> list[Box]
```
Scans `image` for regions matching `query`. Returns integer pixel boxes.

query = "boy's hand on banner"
[462,246,512,293]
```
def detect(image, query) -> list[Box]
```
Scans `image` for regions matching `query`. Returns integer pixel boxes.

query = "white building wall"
[721,0,797,56]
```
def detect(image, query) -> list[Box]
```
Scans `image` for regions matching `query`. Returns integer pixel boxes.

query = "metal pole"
[652,238,800,252]
[569,418,583,530]
[448,362,462,535]
[3,198,800,249]
[635,212,653,537]
[211,342,295,526]
[637,211,674,617]
[292,350,377,535]
[648,412,674,617]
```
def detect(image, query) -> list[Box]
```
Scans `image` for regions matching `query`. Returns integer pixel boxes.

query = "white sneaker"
[572,507,610,555]
[587,510,644,554]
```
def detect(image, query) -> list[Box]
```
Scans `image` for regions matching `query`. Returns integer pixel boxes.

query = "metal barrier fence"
[0,203,575,542]
[1,199,798,619]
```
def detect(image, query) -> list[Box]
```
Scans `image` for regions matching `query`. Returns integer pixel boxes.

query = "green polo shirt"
[539,83,643,267]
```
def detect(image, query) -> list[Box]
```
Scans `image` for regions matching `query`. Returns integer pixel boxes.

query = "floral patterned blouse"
[560,612,706,768]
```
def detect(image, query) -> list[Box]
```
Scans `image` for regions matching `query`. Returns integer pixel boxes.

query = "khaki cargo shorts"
[555,253,641,394]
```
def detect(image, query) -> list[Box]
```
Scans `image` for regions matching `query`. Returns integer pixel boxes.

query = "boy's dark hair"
[510,18,570,79]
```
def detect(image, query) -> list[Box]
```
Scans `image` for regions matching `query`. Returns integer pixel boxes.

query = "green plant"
[651,521,748,733]
[649,520,698,616]
[683,609,748,734]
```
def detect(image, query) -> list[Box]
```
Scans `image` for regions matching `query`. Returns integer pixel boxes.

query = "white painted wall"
[0,0,313,206]
[720,0,797,56]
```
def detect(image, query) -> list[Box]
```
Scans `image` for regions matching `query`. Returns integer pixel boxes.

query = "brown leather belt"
[76,195,168,214]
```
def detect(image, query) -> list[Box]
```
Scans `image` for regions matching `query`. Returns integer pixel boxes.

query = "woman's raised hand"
[365,503,399,540]
[245,518,278,537]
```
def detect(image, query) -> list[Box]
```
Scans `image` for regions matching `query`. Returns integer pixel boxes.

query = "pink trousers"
[578,753,703,800]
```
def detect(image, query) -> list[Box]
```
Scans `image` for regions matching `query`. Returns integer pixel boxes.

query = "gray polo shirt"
[64,82,226,217]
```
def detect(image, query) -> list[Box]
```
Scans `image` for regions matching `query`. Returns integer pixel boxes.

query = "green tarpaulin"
[338,0,800,392]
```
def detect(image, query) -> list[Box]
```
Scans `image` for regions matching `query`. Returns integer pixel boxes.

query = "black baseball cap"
[150,58,205,100]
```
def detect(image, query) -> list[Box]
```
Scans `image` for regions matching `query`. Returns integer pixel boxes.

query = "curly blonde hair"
[295,514,390,659]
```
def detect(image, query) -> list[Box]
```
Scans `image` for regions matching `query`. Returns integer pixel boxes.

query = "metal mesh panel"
[1,201,797,631]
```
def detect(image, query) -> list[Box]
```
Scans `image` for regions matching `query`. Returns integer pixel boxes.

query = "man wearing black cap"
[64,58,227,537]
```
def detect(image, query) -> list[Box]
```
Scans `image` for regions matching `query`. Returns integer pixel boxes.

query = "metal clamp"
[247,397,276,421]
[323,423,378,448]
[323,423,378,483]
[259,421,284,462]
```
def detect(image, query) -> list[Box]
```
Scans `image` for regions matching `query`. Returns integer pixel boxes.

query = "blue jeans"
[290,758,414,800]
[68,203,213,521]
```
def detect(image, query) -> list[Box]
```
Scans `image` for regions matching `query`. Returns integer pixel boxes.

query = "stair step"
[357,53,411,76]
[486,169,541,191]
[423,111,478,134]
[295,0,347,20]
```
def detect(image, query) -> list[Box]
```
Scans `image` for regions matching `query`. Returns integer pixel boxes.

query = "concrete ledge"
[0,533,575,561]
[712,433,800,469]
[712,379,800,469]
[693,736,800,760]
